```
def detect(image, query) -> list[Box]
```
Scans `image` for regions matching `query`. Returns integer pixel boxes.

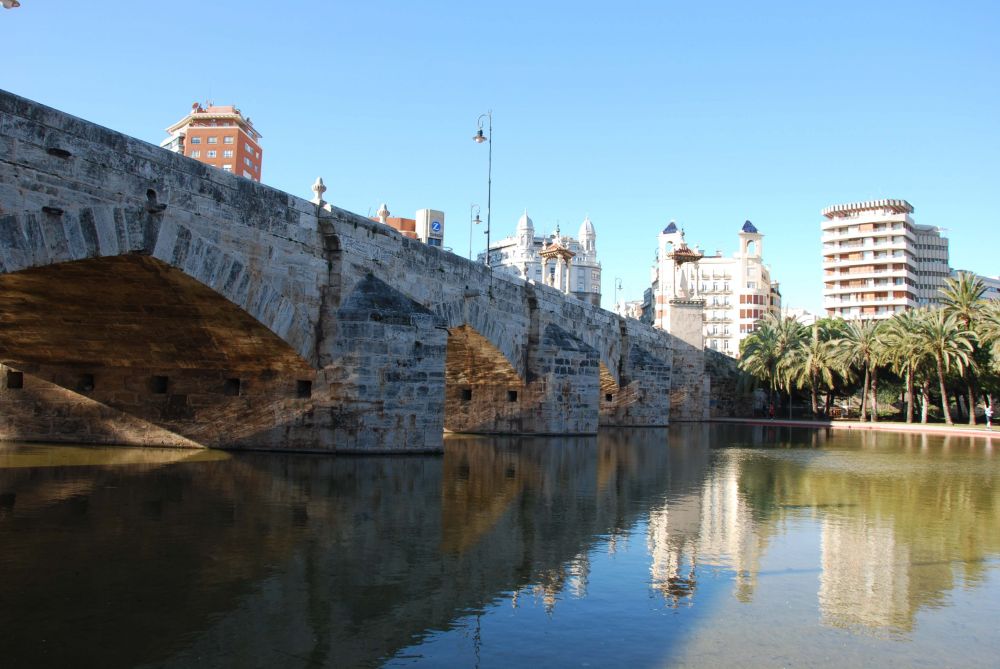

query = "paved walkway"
[711,416,999,439]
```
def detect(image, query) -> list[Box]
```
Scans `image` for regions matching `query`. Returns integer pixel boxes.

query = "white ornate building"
[478,211,602,306]
[647,220,780,357]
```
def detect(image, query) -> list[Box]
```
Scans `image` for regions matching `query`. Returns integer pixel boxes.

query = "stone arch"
[433,297,526,380]
[443,324,525,433]
[0,204,322,368]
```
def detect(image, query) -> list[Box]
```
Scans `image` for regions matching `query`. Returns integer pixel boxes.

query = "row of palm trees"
[738,273,1000,425]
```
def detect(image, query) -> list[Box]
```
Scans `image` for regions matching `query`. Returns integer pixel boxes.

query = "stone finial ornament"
[311,177,327,205]
[376,203,390,223]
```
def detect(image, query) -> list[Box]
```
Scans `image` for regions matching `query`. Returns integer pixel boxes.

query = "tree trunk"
[860,366,870,422]
[905,368,914,424]
[810,371,818,417]
[937,356,952,425]
[966,376,977,426]
[920,379,930,424]
[870,371,879,422]
[825,392,833,417]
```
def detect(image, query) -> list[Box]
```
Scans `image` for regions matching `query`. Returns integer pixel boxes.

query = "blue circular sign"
[431,220,442,232]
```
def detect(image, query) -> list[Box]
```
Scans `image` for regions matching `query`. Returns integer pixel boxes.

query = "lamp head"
[473,128,487,143]
[473,214,482,225]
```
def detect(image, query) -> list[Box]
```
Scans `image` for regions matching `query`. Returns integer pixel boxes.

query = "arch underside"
[444,325,524,433]
[0,255,318,448]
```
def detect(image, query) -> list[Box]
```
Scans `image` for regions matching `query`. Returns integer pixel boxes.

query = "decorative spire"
[311,177,327,205]
[376,203,390,223]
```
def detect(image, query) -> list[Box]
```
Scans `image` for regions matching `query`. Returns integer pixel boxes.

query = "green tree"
[739,313,804,415]
[940,272,987,424]
[913,309,975,425]
[787,321,841,418]
[836,320,883,422]
[882,310,925,423]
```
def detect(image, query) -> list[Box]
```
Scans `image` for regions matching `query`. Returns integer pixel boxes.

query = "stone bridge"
[0,90,705,452]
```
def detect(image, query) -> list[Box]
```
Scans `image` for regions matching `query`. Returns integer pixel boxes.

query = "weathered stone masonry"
[0,89,696,452]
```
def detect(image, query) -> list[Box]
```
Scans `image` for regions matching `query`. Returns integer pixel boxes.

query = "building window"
[222,164,232,172]
[207,150,217,158]
[244,157,254,168]
[243,170,253,178]
[245,142,254,153]
[190,150,200,158]
[224,136,234,144]
[223,150,233,158]
[190,137,201,144]
[207,136,218,144]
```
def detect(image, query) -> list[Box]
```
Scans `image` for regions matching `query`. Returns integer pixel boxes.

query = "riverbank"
[712,416,999,439]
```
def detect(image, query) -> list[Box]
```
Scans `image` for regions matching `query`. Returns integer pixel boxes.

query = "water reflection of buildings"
[647,458,770,606]
[819,517,911,633]
[644,426,1000,635]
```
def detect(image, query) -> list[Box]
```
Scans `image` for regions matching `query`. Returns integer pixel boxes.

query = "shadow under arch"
[444,324,526,434]
[0,255,320,448]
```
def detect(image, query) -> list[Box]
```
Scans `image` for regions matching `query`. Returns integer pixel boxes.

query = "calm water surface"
[0,425,998,668]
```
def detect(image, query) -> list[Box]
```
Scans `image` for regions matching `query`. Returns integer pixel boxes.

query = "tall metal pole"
[474,111,492,270]
[485,112,492,268]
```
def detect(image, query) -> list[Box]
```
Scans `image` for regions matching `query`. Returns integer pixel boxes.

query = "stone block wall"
[666,299,709,422]
[705,349,754,417]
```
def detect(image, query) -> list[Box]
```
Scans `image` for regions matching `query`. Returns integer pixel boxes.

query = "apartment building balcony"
[820,226,915,244]
[822,283,908,296]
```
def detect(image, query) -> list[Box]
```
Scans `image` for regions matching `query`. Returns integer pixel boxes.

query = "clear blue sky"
[4,1,998,312]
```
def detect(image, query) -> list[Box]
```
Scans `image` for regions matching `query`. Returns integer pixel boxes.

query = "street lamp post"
[473,111,492,268]
[469,204,481,261]
[614,277,623,310]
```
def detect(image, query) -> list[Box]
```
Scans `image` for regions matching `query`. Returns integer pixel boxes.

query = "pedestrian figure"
[768,402,775,420]
[986,405,993,431]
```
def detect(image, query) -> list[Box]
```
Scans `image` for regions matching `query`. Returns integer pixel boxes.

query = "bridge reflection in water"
[0,425,998,668]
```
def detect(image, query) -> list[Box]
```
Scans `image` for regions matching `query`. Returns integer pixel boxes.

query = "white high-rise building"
[479,211,602,306]
[821,199,949,319]
[648,220,780,357]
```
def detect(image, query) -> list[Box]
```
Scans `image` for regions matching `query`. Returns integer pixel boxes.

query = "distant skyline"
[4,1,998,312]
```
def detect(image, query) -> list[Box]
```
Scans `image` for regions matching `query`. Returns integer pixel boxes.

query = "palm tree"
[882,310,924,423]
[787,321,839,417]
[940,272,987,424]
[739,313,804,416]
[739,314,782,408]
[913,309,975,425]
[836,320,882,421]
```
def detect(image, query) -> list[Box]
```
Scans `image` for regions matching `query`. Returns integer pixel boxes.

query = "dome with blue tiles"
[663,220,678,234]
[741,220,758,233]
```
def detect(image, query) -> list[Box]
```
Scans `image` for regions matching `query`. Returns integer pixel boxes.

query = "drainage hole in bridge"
[461,388,473,402]
[151,376,169,394]
[223,378,242,397]
[6,371,23,389]
[605,393,614,402]
[507,390,518,402]
[296,380,312,398]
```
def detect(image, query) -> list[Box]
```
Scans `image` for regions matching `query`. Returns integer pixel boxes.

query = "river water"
[0,425,997,668]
